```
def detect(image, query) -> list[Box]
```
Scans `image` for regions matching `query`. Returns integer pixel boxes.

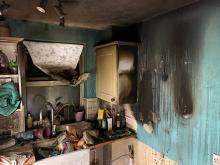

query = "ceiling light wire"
[54,0,66,26]
[0,1,10,16]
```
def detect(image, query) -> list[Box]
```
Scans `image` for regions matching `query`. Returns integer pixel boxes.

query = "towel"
[0,82,21,116]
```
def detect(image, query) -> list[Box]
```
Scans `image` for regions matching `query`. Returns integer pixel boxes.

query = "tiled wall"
[112,137,178,165]
[132,138,178,165]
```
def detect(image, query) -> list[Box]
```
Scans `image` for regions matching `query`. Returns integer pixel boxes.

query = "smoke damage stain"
[161,49,169,82]
[139,71,154,122]
[173,49,193,119]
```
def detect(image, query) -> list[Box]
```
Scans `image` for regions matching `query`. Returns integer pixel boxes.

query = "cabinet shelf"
[26,80,71,87]
[0,74,19,78]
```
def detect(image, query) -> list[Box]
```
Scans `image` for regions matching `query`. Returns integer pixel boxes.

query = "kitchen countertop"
[0,123,136,164]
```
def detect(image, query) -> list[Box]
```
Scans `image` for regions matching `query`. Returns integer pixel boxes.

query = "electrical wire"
[111,154,130,162]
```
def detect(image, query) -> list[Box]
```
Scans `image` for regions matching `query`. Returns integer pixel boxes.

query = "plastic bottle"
[26,113,33,129]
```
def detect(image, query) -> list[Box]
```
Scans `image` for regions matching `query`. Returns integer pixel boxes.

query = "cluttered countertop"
[0,106,136,165]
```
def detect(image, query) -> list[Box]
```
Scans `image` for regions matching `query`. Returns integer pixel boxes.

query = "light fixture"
[54,0,66,26]
[36,0,47,13]
[0,1,10,16]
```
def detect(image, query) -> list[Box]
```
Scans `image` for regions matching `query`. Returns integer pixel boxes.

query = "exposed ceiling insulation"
[5,0,199,29]
[23,41,85,83]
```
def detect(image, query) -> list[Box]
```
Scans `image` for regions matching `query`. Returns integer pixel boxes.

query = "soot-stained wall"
[137,1,220,164]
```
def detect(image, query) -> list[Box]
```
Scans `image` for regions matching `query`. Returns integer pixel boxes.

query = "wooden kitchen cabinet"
[96,44,117,104]
[96,41,137,105]
[0,37,25,133]
[112,138,131,165]
[89,136,135,165]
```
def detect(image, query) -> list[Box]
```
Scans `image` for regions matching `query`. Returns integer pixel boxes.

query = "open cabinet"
[19,40,85,123]
[96,41,138,105]
[0,37,25,134]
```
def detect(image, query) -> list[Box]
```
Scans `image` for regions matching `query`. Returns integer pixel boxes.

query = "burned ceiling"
[4,0,199,29]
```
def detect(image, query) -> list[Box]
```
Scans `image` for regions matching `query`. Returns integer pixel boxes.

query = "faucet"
[44,102,55,135]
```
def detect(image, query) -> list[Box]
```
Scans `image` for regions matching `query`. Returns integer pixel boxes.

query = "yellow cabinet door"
[96,45,118,104]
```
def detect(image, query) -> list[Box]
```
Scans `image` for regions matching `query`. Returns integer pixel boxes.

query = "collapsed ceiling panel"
[23,41,84,83]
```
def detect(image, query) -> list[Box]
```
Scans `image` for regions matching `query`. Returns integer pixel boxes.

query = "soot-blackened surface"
[136,1,220,165]
[138,14,197,122]
[139,71,153,122]
[173,52,193,118]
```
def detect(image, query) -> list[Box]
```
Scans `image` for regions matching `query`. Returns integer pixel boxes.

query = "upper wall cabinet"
[96,41,137,105]
[0,37,25,133]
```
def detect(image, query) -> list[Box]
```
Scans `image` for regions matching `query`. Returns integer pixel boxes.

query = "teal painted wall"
[137,1,220,165]
[7,19,104,98]
[8,3,220,164]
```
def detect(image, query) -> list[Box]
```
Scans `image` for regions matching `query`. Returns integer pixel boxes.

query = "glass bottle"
[116,112,121,129]
[120,110,126,128]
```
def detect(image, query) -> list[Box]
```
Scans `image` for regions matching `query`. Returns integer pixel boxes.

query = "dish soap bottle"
[26,113,33,129]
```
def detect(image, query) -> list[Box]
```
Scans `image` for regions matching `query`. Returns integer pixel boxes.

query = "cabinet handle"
[111,97,115,102]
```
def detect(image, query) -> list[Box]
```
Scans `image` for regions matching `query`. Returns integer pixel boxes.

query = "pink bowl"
[75,111,84,122]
